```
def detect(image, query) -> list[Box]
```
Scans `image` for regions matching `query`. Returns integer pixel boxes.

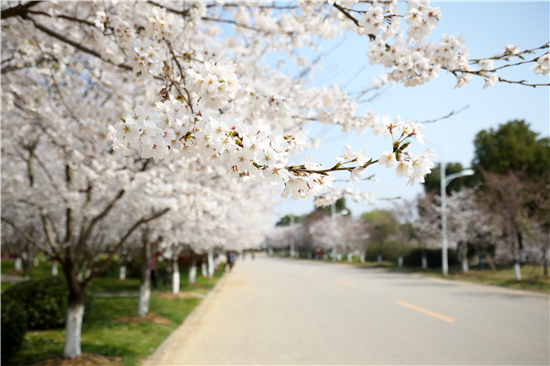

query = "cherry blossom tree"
[2,0,549,359]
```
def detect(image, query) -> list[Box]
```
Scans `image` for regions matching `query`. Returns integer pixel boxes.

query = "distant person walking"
[226,251,235,271]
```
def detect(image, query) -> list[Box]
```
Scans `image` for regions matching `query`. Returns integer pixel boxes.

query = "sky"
[270,1,550,221]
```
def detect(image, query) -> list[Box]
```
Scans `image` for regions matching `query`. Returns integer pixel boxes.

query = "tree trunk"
[377,254,382,265]
[119,265,126,280]
[462,258,469,273]
[208,249,214,277]
[22,256,31,280]
[421,247,427,269]
[514,261,521,281]
[482,250,498,273]
[15,257,22,271]
[398,256,403,268]
[336,253,342,261]
[172,257,180,294]
[347,253,352,262]
[52,261,58,276]
[63,301,84,358]
[188,255,197,285]
[359,251,365,264]
[34,257,39,266]
[201,262,207,277]
[62,260,85,359]
[138,238,151,316]
[460,245,468,273]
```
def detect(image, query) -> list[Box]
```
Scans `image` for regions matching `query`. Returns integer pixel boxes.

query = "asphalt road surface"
[149,255,549,365]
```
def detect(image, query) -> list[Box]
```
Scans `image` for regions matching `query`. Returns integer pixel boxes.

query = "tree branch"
[1,1,41,19]
[26,16,133,71]
[83,208,170,286]
[77,190,125,252]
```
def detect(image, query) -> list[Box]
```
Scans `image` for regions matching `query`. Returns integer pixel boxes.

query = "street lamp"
[440,165,475,276]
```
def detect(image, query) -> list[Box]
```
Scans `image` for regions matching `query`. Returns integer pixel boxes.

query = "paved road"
[149,256,549,365]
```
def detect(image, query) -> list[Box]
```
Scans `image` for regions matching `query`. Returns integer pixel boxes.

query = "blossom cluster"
[375,115,434,186]
[186,60,242,109]
[109,96,338,200]
[403,1,442,42]
[530,52,550,76]
[367,33,471,88]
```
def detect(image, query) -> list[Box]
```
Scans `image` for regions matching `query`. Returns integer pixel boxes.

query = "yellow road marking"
[308,270,318,275]
[396,300,455,323]
[336,279,356,287]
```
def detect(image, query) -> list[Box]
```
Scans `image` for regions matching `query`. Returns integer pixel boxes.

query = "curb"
[141,270,229,365]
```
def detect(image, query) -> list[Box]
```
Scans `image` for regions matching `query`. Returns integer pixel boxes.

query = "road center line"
[308,270,318,275]
[335,279,356,287]
[396,300,455,323]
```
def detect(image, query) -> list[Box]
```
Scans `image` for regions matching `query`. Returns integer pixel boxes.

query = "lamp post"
[440,161,474,276]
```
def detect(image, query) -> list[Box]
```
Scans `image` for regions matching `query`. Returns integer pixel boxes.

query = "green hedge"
[1,293,28,363]
[127,258,170,280]
[94,257,121,278]
[3,276,94,330]
[403,248,459,268]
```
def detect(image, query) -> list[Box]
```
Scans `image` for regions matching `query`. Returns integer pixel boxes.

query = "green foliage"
[7,263,226,366]
[1,293,28,363]
[276,214,305,226]
[3,276,94,330]
[361,209,399,244]
[365,241,407,262]
[423,162,474,194]
[94,257,121,278]
[473,120,550,181]
[126,258,170,281]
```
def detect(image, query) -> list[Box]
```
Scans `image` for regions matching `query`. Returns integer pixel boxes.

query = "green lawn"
[4,262,226,366]
[414,264,550,292]
[1,257,54,278]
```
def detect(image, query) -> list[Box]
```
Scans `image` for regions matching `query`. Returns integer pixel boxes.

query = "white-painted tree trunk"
[85,269,91,279]
[462,258,469,273]
[138,281,151,316]
[34,257,39,266]
[139,233,152,316]
[208,249,214,277]
[422,256,427,269]
[336,253,342,261]
[268,247,273,255]
[331,249,335,262]
[119,265,126,280]
[52,262,58,276]
[398,256,403,268]
[377,254,382,265]
[201,262,207,277]
[15,257,22,271]
[347,253,352,262]
[172,259,180,295]
[188,258,197,285]
[360,253,365,264]
[514,262,521,280]
[63,303,84,358]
